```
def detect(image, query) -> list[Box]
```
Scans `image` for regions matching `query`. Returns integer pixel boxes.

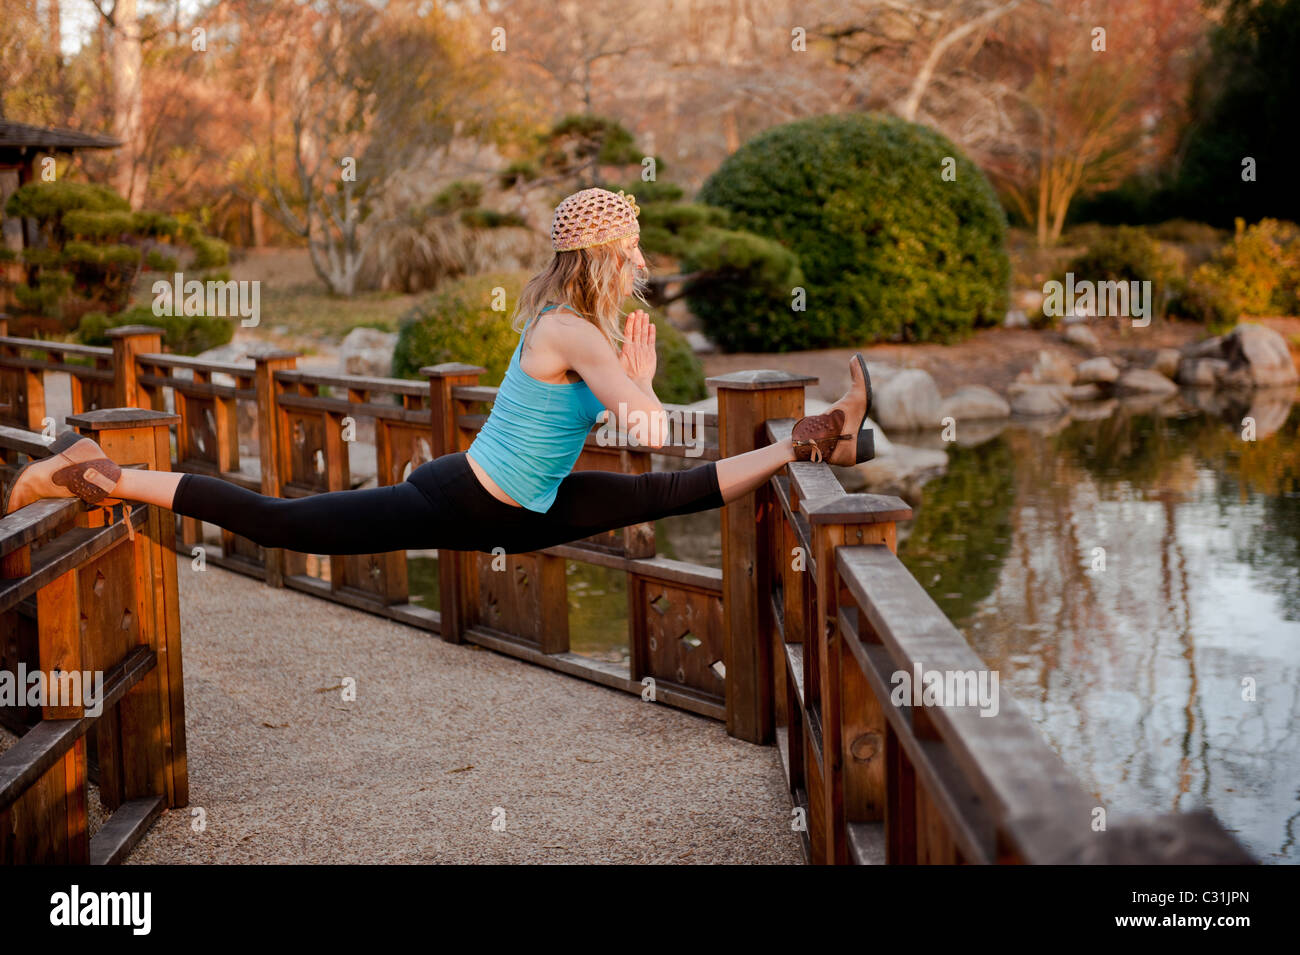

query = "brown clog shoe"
[3,430,123,515]
[791,353,875,466]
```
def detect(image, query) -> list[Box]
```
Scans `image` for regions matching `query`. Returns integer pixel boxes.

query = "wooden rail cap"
[67,408,182,430]
[802,493,913,525]
[705,369,819,391]
[104,325,164,339]
[250,347,301,362]
[0,423,56,458]
[420,362,488,378]
[0,498,81,561]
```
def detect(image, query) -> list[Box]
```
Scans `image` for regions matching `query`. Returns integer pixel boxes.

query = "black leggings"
[171,451,725,556]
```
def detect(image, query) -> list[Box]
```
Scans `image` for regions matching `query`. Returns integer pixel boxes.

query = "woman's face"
[618,234,646,297]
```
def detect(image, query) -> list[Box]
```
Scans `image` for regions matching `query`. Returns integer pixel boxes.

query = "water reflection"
[901,388,1300,864]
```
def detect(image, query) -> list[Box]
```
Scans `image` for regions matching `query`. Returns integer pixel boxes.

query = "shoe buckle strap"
[104,502,135,542]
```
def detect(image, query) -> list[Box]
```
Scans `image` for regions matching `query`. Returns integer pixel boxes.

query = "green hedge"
[393,271,707,404]
[689,112,1010,351]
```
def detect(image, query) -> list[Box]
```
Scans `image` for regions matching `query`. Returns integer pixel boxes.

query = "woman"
[3,188,874,556]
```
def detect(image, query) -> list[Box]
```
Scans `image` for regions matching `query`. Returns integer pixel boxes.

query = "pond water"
[407,387,1299,863]
[903,391,1300,865]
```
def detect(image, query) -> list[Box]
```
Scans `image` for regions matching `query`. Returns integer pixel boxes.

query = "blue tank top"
[465,305,607,513]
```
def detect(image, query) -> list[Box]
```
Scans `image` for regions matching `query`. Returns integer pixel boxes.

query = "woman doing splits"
[3,188,874,557]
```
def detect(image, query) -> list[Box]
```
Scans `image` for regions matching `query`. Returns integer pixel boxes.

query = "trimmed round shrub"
[688,113,1010,351]
[393,270,707,404]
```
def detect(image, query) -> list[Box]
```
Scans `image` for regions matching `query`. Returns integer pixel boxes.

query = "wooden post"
[252,349,298,588]
[423,361,486,644]
[37,567,89,862]
[107,325,163,409]
[0,333,50,431]
[803,494,911,864]
[706,369,816,744]
[65,407,188,809]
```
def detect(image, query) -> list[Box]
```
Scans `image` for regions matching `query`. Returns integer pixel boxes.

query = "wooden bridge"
[0,320,1253,864]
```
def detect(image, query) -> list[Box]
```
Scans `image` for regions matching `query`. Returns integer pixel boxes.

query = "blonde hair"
[512,237,649,353]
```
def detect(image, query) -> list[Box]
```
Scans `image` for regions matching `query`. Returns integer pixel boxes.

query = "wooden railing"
[0,319,1254,864]
[0,409,186,864]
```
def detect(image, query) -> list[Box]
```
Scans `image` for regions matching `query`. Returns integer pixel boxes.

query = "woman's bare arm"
[564,311,668,448]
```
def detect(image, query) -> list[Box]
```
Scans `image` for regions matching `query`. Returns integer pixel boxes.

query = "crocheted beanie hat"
[550,188,641,252]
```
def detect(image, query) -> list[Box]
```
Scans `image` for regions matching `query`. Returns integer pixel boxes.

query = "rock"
[1243,390,1296,439]
[1064,324,1101,352]
[951,418,1008,448]
[845,442,949,499]
[339,327,398,379]
[1152,348,1181,380]
[1116,368,1179,397]
[1014,288,1045,314]
[862,416,893,457]
[1117,391,1182,417]
[1075,356,1120,385]
[1220,323,1299,388]
[1180,323,1299,389]
[1177,357,1229,387]
[1008,382,1070,416]
[1069,383,1103,402]
[940,385,1011,421]
[1030,349,1076,386]
[1071,398,1118,421]
[1003,309,1030,329]
[873,368,942,432]
[685,330,716,354]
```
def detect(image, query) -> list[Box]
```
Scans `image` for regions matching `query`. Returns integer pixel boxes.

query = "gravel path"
[126,563,802,864]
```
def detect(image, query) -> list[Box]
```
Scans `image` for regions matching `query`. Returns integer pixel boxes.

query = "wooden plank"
[38,567,86,861]
[836,544,1097,863]
[842,608,994,863]
[0,503,145,616]
[151,422,188,808]
[88,795,164,865]
[841,632,887,825]
[0,646,156,812]
[785,642,805,709]
[464,625,726,721]
[275,368,431,397]
[137,373,254,401]
[717,381,805,744]
[136,351,258,375]
[916,777,958,864]
[275,391,431,426]
[537,553,569,655]
[846,820,887,865]
[0,497,80,561]
[0,335,113,358]
[66,408,180,430]
[0,423,57,458]
[886,720,917,864]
